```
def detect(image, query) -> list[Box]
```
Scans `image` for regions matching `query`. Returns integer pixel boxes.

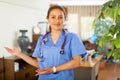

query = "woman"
[4,5,86,80]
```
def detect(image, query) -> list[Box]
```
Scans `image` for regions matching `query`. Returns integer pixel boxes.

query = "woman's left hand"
[35,68,53,76]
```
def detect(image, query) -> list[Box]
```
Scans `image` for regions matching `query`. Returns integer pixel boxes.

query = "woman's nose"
[55,18,60,22]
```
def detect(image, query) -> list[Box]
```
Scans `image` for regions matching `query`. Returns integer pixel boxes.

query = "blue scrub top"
[32,31,86,80]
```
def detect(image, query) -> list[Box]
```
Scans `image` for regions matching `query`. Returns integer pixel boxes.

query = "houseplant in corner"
[93,0,120,63]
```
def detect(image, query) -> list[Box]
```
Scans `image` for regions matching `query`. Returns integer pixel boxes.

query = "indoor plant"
[93,0,120,61]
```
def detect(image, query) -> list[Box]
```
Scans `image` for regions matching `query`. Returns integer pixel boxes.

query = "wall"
[0,0,50,57]
[51,0,109,6]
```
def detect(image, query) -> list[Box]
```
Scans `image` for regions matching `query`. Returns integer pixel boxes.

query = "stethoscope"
[40,30,66,58]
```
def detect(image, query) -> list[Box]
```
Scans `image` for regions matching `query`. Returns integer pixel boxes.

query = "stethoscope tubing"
[40,30,66,58]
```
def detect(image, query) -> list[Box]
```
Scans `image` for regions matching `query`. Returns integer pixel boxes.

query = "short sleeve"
[70,33,86,58]
[32,36,42,58]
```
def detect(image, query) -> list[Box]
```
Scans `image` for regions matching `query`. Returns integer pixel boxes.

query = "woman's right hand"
[4,47,22,56]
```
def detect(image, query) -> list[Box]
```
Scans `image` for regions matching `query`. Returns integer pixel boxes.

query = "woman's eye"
[59,17,63,19]
[51,16,55,19]
[50,16,64,19]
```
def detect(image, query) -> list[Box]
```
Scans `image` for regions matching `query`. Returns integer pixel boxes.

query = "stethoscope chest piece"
[60,49,64,55]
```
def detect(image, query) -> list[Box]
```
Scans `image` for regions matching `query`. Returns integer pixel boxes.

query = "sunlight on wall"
[80,16,95,40]
[68,14,79,35]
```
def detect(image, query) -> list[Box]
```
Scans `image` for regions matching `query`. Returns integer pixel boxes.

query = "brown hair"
[46,5,67,20]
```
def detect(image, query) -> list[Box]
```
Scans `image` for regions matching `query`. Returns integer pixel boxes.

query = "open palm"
[4,47,21,56]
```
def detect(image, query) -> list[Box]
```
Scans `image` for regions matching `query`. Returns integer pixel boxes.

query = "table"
[74,55,103,80]
[0,58,5,80]
[2,53,38,80]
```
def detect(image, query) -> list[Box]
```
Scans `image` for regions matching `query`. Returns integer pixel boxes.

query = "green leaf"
[113,49,120,60]
[108,25,116,36]
[98,37,107,47]
[114,37,120,48]
[102,1,113,9]
[111,42,115,50]
[109,8,118,19]
[104,9,110,17]
[116,20,120,27]
[107,51,113,59]
[112,0,117,8]
[118,9,120,15]
[101,12,105,19]
[104,35,112,40]
[98,39,103,47]
[116,32,120,39]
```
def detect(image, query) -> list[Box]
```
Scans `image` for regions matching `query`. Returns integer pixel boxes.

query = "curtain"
[67,6,101,40]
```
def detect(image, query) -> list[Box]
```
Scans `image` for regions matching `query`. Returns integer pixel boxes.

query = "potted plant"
[93,0,120,62]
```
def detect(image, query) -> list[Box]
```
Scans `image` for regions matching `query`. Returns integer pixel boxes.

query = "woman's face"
[47,9,65,31]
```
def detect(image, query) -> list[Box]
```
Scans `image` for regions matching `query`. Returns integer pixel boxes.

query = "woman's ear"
[46,17,49,23]
[46,17,48,20]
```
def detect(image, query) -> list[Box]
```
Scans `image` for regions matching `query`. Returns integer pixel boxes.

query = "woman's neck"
[50,29,62,44]
[51,29,62,36]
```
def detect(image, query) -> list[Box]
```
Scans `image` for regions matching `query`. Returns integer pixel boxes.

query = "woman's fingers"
[4,47,21,56]
[35,68,53,76]
[4,47,13,53]
[35,69,45,76]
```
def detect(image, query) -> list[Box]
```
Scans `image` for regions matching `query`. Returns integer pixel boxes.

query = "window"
[67,6,101,40]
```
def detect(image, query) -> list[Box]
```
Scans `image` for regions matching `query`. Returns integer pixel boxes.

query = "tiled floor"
[98,62,120,80]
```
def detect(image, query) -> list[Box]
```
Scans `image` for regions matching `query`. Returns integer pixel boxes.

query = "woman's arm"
[4,47,39,68]
[56,55,82,72]
[17,53,39,68]
[35,55,82,75]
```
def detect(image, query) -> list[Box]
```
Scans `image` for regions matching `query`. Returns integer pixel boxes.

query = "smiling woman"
[4,5,87,80]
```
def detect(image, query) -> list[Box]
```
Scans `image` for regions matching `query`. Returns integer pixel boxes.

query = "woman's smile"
[53,23,61,27]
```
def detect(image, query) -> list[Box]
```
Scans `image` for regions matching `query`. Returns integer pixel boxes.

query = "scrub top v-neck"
[32,31,86,80]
